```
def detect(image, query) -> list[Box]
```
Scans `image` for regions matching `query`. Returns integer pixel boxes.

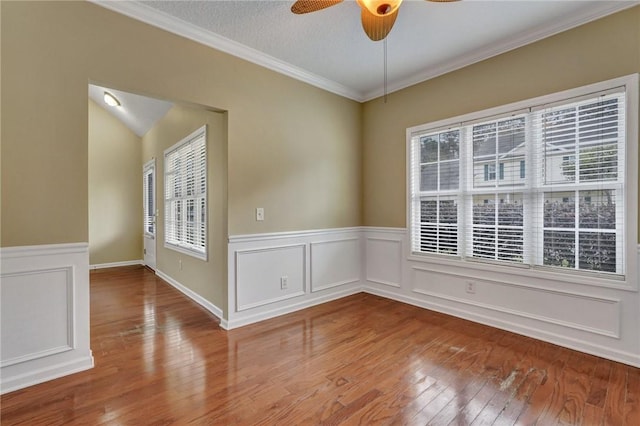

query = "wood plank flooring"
[2,265,640,425]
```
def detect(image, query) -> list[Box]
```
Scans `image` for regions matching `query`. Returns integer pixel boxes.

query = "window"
[164,126,207,260]
[408,75,638,282]
[143,160,155,236]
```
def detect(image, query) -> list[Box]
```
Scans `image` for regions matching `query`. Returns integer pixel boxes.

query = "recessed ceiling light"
[103,91,121,107]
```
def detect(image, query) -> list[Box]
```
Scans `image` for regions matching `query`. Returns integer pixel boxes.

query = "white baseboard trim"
[155,269,227,329]
[0,353,94,395]
[228,227,365,330]
[364,286,640,368]
[90,259,143,269]
[227,287,362,330]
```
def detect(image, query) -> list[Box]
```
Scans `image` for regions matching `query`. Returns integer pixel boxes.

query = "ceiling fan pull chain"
[384,37,388,104]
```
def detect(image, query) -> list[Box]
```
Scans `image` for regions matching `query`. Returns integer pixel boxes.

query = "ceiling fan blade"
[291,0,343,14]
[361,8,398,41]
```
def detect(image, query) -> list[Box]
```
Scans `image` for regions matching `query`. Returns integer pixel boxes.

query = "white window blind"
[409,81,631,279]
[164,126,207,260]
[532,91,625,275]
[143,160,155,236]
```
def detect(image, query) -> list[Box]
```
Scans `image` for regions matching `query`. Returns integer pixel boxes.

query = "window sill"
[406,251,637,293]
[164,243,208,262]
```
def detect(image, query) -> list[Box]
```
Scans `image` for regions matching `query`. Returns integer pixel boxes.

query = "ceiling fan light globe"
[357,0,402,17]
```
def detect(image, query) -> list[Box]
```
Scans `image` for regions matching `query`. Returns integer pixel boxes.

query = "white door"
[143,160,157,270]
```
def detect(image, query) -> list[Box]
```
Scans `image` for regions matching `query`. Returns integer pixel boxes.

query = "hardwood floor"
[2,265,640,425]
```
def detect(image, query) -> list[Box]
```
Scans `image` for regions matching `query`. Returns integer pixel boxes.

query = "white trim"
[90,260,143,270]
[363,286,640,368]
[0,243,89,258]
[143,158,156,239]
[310,238,361,292]
[163,125,208,261]
[155,269,226,329]
[227,227,364,329]
[229,226,363,244]
[365,237,403,288]
[227,287,362,330]
[406,74,639,291]
[411,266,621,338]
[89,0,637,103]
[235,244,307,311]
[89,0,361,101]
[1,243,93,394]
[361,227,640,367]
[361,2,640,101]
[0,266,76,367]
[0,355,95,395]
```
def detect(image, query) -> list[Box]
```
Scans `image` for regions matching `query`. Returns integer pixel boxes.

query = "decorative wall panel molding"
[0,244,93,394]
[227,228,363,329]
[361,228,640,368]
[310,238,360,292]
[236,244,307,311]
[366,237,403,288]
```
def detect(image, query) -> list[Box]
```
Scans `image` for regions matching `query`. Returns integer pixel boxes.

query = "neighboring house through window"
[408,75,638,282]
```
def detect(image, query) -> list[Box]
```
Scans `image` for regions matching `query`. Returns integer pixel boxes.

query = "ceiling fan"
[291,0,460,41]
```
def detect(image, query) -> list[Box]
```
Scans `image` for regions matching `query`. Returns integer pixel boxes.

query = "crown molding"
[89,0,365,102]
[361,1,640,101]
[91,1,637,104]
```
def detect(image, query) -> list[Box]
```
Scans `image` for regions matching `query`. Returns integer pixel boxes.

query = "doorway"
[143,159,157,270]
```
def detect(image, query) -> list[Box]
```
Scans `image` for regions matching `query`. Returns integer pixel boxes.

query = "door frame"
[143,159,157,270]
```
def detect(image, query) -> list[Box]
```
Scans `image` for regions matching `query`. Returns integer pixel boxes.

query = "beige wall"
[88,99,142,265]
[362,6,640,229]
[2,2,637,247]
[142,105,227,311]
[0,1,362,247]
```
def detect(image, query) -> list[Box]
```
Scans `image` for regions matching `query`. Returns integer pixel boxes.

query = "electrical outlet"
[256,207,265,221]
[280,276,288,290]
[179,259,183,271]
[466,281,476,294]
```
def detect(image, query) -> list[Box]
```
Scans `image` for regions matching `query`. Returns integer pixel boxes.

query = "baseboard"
[0,353,94,395]
[90,259,143,269]
[228,227,365,330]
[155,269,226,328]
[227,287,362,329]
[1,242,93,394]
[363,286,640,368]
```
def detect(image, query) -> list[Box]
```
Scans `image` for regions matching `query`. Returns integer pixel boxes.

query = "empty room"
[1,1,640,424]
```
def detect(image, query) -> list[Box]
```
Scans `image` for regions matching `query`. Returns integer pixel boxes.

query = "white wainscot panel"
[310,238,360,292]
[236,244,306,311]
[366,237,402,288]
[411,267,620,338]
[1,269,73,365]
[0,243,93,394]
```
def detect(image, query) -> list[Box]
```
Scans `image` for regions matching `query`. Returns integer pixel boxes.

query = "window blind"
[164,126,207,259]
[143,161,155,236]
[409,86,627,278]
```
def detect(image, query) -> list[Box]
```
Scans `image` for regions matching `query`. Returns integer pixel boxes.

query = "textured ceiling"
[96,0,638,102]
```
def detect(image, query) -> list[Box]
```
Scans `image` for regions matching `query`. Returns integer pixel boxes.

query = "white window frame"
[406,74,638,290]
[143,159,156,238]
[164,125,208,260]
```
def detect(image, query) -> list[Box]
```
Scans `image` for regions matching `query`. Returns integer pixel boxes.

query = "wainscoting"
[3,228,638,394]
[362,227,640,368]
[227,228,363,329]
[226,226,640,366]
[0,244,94,394]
